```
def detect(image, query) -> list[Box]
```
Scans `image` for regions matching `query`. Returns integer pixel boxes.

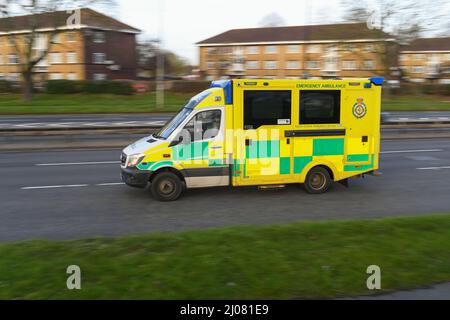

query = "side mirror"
[169,135,183,147]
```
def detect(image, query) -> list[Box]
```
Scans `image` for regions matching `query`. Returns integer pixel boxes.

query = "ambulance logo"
[353,97,367,119]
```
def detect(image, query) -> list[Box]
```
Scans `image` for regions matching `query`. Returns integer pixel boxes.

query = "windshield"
[154,90,212,139]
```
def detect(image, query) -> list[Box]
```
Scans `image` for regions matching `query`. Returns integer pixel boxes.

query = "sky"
[109,0,345,65]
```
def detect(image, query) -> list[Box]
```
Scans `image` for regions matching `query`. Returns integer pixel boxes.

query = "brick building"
[197,23,397,80]
[0,8,140,82]
[399,37,450,84]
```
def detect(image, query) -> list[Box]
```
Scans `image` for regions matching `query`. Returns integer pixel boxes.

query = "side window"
[182,110,222,143]
[244,90,292,130]
[299,90,341,124]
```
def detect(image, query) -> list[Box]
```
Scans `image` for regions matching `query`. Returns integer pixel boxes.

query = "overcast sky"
[110,0,344,65]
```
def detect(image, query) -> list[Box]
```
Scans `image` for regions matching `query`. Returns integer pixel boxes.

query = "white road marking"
[36,161,120,166]
[21,184,89,190]
[416,166,450,171]
[21,182,124,190]
[381,149,443,154]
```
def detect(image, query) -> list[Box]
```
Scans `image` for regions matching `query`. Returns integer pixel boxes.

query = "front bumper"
[121,167,152,189]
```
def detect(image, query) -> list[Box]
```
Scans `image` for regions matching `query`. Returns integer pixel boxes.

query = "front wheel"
[150,172,184,201]
[304,167,332,194]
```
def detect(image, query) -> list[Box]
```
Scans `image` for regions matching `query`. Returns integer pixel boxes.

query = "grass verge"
[0,93,449,114]
[0,214,449,299]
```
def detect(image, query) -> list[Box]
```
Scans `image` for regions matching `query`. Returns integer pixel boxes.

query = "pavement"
[349,283,450,300]
[1,111,450,130]
[1,138,450,242]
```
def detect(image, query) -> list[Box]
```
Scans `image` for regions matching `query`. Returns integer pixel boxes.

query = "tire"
[150,172,183,201]
[304,167,332,194]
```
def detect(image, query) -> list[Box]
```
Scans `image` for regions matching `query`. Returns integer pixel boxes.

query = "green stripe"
[137,162,155,170]
[148,161,174,171]
[294,156,313,174]
[313,139,345,156]
[347,154,370,162]
[280,157,291,175]
[344,155,375,172]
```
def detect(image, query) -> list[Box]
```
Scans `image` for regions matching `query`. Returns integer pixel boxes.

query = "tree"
[138,40,190,77]
[258,12,286,28]
[0,0,115,101]
[341,0,449,43]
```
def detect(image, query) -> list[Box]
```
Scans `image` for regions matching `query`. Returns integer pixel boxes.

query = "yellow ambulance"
[121,78,382,201]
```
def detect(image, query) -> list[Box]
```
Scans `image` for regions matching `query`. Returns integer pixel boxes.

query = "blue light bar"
[211,80,233,104]
[370,77,384,86]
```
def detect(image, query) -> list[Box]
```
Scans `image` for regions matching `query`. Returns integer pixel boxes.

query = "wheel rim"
[310,172,326,190]
[159,179,176,196]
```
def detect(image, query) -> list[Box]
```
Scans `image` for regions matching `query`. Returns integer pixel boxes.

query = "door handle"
[245,139,252,146]
[211,146,223,150]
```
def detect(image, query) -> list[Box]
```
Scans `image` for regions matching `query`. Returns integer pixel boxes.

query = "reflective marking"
[417,166,450,171]
[21,184,88,190]
[381,149,443,154]
[36,161,120,166]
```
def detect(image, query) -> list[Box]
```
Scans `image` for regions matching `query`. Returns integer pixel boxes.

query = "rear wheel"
[304,167,332,194]
[150,172,183,201]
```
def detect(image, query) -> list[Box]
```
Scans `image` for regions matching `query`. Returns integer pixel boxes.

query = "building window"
[8,54,19,65]
[67,73,77,80]
[93,73,107,81]
[206,47,216,55]
[286,61,300,69]
[342,60,357,70]
[93,53,106,64]
[412,66,424,73]
[415,54,424,61]
[49,52,63,64]
[66,32,76,42]
[306,45,321,54]
[49,73,63,80]
[364,43,375,52]
[246,61,259,70]
[286,45,300,54]
[8,73,20,81]
[265,46,278,54]
[264,61,277,69]
[93,31,105,43]
[343,44,356,52]
[8,37,15,46]
[247,46,259,55]
[52,34,61,44]
[300,90,341,125]
[207,61,215,69]
[66,52,77,64]
[305,60,319,69]
[363,60,375,70]
[244,90,292,130]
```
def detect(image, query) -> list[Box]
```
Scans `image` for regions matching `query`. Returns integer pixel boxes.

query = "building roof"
[401,37,450,52]
[0,8,140,34]
[197,23,393,45]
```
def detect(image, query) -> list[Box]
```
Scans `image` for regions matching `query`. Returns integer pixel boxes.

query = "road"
[1,139,450,242]
[1,111,450,129]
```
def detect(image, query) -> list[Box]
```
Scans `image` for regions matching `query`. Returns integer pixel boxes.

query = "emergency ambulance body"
[121,78,383,201]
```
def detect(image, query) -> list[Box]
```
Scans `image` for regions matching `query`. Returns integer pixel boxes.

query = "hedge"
[46,80,134,95]
[0,81,21,94]
[169,80,211,94]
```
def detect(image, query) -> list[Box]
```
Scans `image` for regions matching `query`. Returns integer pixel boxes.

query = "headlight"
[127,154,145,168]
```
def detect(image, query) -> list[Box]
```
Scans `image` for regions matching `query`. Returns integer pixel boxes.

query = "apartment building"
[0,8,140,82]
[399,37,450,84]
[197,23,397,80]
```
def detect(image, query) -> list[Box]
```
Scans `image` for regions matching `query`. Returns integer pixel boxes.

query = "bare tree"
[259,12,286,28]
[341,0,449,43]
[0,0,115,101]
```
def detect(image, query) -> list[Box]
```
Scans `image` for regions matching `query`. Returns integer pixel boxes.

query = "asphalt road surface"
[1,139,450,242]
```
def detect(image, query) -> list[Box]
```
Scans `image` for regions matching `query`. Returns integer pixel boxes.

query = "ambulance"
[121,78,383,201]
